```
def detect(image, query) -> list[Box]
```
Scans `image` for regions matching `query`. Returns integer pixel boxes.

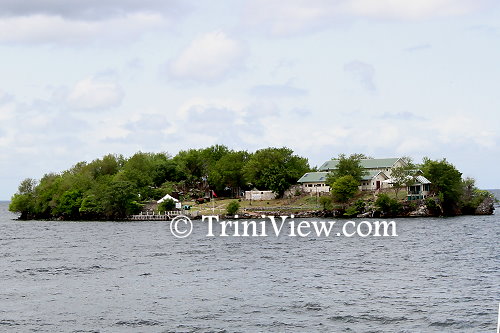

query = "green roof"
[298,170,388,183]
[319,158,401,171]
[361,170,388,181]
[297,172,329,183]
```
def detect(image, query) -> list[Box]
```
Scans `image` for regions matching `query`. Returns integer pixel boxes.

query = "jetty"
[128,210,200,221]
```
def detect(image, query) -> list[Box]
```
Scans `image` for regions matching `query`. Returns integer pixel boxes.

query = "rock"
[475,197,495,215]
[357,212,372,218]
[409,204,430,217]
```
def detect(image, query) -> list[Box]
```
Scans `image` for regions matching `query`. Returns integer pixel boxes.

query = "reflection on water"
[0,201,498,332]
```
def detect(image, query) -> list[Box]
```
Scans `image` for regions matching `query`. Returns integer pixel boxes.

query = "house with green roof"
[318,157,406,178]
[298,157,408,193]
[359,170,390,191]
[296,172,330,193]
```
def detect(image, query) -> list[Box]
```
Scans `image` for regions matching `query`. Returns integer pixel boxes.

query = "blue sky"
[1,0,500,199]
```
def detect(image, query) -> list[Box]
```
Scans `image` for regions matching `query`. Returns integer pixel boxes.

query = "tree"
[330,175,359,204]
[209,150,250,195]
[226,200,240,215]
[319,196,333,210]
[460,177,493,214]
[375,193,402,216]
[326,154,368,186]
[158,198,176,212]
[9,178,38,219]
[33,173,62,218]
[421,158,463,215]
[101,180,141,219]
[243,147,309,197]
[390,156,416,198]
[52,189,83,219]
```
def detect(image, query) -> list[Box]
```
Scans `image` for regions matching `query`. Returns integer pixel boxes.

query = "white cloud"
[168,31,246,82]
[0,13,167,44]
[243,0,337,36]
[431,114,496,148]
[67,77,124,110]
[243,0,494,36]
[342,0,490,20]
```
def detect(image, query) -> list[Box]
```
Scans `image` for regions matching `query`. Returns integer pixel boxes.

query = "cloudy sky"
[1,0,500,199]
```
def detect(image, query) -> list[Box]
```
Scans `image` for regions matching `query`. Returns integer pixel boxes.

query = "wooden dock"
[128,210,200,221]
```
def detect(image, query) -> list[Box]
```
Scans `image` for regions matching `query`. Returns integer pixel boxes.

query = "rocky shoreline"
[221,197,496,219]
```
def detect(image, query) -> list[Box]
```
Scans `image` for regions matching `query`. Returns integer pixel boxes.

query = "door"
[376,181,380,189]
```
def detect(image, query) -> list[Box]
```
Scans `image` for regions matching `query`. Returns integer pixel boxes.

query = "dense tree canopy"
[9,145,310,219]
[421,158,463,215]
[243,147,310,197]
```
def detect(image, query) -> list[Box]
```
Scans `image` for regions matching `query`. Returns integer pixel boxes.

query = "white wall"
[302,183,330,193]
[245,190,276,200]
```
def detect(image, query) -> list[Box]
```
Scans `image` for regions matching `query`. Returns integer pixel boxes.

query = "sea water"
[0,200,498,332]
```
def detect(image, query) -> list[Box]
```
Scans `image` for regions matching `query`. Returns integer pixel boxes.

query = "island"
[8,146,496,220]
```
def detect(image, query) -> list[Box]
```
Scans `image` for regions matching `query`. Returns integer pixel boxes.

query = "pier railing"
[128,210,199,220]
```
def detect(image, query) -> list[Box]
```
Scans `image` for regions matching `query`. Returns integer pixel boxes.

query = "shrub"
[375,193,402,216]
[319,196,333,211]
[461,189,493,214]
[353,199,366,213]
[344,206,358,217]
[158,198,176,212]
[425,197,439,213]
[226,200,240,215]
[344,199,366,217]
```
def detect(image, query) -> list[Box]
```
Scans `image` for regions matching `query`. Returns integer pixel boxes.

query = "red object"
[212,190,217,198]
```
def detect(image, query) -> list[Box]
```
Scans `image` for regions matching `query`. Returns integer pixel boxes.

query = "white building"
[244,190,277,200]
[318,157,407,178]
[296,172,331,193]
[297,157,429,194]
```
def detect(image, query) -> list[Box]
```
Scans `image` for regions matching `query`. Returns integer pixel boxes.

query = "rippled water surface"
[0,201,499,332]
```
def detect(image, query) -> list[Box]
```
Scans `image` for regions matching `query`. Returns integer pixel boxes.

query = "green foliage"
[344,199,366,217]
[421,158,462,215]
[53,190,83,218]
[209,150,249,194]
[243,147,309,197]
[9,178,37,219]
[79,194,104,218]
[390,157,417,198]
[319,196,333,210]
[101,180,140,218]
[226,200,240,215]
[460,177,493,214]
[18,178,37,194]
[344,206,358,217]
[326,154,368,186]
[425,197,439,213]
[9,193,35,219]
[353,199,366,213]
[5,146,306,219]
[330,175,359,203]
[375,193,402,216]
[158,198,176,212]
